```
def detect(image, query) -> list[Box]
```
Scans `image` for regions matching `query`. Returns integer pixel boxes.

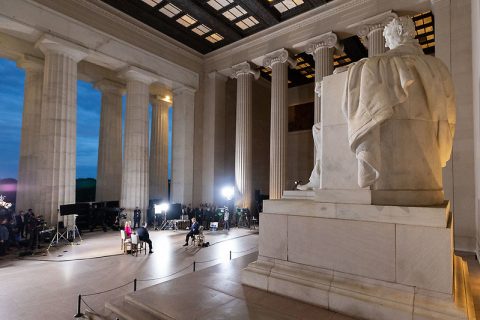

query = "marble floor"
[0,227,353,320]
[0,227,258,320]
[104,251,356,320]
[2,227,479,320]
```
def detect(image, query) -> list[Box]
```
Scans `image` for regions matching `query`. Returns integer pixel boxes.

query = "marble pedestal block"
[242,199,472,319]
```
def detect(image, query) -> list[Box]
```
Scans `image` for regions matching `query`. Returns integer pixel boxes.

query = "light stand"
[47,212,82,250]
[47,220,69,250]
[221,186,235,230]
[154,203,171,230]
[67,214,82,243]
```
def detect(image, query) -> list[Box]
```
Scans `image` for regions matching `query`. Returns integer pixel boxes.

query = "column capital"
[230,62,260,80]
[16,55,44,72]
[301,32,338,56]
[120,66,158,85]
[35,34,89,62]
[262,49,297,69]
[349,10,398,39]
[150,94,172,106]
[94,79,125,95]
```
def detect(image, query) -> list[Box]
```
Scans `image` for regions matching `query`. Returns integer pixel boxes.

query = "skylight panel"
[274,0,304,13]
[412,11,435,54]
[176,14,197,27]
[192,24,211,36]
[207,0,233,11]
[206,33,224,43]
[141,0,162,7]
[159,3,181,18]
[222,5,247,21]
[235,16,259,30]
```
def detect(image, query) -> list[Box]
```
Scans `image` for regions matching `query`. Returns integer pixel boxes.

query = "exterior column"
[120,67,157,223]
[35,35,88,226]
[263,49,296,199]
[149,96,170,201]
[16,55,44,213]
[202,72,228,204]
[171,86,196,205]
[94,79,124,202]
[231,62,259,209]
[353,11,398,57]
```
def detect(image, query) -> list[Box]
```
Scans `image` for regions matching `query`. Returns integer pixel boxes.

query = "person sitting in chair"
[183,217,199,246]
[124,221,132,238]
[136,223,153,254]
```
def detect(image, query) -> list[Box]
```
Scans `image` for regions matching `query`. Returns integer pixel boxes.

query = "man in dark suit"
[183,217,199,246]
[133,207,141,229]
[15,211,25,238]
[136,223,153,254]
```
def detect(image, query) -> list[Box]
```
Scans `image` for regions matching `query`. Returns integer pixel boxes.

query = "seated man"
[183,217,199,246]
[136,223,153,254]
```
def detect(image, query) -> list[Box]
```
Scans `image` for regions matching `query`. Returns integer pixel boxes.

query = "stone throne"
[242,17,472,320]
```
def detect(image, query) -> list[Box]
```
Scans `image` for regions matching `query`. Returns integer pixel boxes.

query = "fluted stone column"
[35,35,88,226]
[354,11,398,57]
[16,56,44,213]
[263,49,296,199]
[231,62,259,208]
[149,96,170,201]
[305,32,338,124]
[120,67,157,223]
[95,79,124,202]
[171,86,196,205]
[202,72,227,204]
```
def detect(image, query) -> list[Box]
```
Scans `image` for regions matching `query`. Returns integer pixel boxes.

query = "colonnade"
[14,35,189,225]
[14,11,397,223]
[228,12,396,206]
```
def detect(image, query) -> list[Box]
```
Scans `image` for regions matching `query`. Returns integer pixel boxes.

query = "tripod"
[47,214,82,250]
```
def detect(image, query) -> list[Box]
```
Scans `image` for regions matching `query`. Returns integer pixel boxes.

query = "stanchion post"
[193,261,196,272]
[74,294,84,318]
[230,250,232,260]
[134,278,137,292]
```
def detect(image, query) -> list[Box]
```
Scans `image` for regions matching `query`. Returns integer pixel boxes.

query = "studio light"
[221,186,235,201]
[159,202,169,212]
[155,203,169,214]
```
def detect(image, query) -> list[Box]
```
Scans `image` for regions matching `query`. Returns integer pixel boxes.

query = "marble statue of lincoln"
[299,16,456,205]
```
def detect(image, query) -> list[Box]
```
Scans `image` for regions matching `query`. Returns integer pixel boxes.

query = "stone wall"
[434,0,475,251]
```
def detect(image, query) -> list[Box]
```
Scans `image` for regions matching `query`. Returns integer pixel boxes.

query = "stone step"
[456,256,476,320]
[105,295,162,320]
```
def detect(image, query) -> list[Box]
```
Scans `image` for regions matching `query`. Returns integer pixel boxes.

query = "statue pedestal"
[242,198,472,319]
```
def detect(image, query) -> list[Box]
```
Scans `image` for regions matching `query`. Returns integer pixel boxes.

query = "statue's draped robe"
[342,44,456,188]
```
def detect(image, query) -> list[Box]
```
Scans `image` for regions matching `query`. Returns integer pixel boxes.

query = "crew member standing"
[223,208,230,231]
[133,207,141,229]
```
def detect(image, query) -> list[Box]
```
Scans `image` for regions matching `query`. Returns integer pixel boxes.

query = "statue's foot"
[297,183,313,191]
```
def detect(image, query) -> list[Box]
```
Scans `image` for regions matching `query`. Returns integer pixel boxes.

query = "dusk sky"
[0,58,172,181]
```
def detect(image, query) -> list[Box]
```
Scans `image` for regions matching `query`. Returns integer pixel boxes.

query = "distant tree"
[76,178,96,203]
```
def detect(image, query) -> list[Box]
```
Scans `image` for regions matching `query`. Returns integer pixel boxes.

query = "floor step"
[105,295,161,320]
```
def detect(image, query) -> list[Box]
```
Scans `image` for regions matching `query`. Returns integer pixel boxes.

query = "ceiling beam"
[305,0,328,8]
[101,0,213,54]
[235,0,280,26]
[167,0,242,41]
